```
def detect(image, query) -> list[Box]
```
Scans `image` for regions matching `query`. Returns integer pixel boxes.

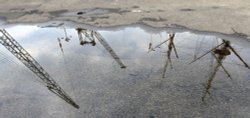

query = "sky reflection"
[0,24,250,117]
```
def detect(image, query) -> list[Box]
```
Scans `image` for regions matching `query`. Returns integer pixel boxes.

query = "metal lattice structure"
[0,29,79,109]
[93,31,126,68]
[76,28,126,68]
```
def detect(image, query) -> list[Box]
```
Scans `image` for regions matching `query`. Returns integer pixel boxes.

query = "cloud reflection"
[0,25,250,117]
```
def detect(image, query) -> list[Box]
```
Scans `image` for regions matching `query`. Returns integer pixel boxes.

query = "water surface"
[0,24,250,118]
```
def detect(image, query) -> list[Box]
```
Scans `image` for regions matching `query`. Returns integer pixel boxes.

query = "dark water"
[0,24,250,118]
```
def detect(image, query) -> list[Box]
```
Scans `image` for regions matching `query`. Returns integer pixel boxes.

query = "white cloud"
[5,25,39,41]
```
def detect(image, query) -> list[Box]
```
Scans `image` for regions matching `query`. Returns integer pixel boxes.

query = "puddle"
[0,23,250,117]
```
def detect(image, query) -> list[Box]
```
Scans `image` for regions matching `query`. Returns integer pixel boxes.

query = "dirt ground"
[0,0,250,39]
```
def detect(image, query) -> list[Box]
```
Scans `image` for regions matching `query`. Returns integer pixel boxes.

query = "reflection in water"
[0,24,250,117]
[94,30,127,69]
[148,33,179,78]
[162,33,179,78]
[193,36,205,60]
[189,39,250,101]
[76,28,96,46]
[148,35,169,53]
[76,27,126,68]
[63,26,71,42]
[57,38,64,53]
[0,29,79,109]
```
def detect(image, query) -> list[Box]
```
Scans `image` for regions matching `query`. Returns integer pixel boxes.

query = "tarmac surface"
[0,0,250,39]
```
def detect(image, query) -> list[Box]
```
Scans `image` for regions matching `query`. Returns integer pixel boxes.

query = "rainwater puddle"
[0,23,250,117]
